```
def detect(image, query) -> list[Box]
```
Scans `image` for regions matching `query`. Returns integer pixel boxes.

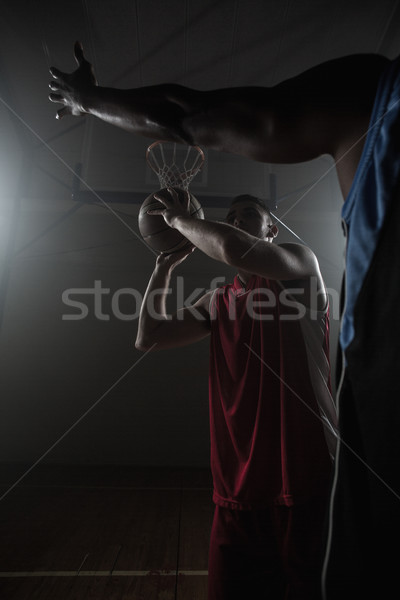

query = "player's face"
[226,201,273,240]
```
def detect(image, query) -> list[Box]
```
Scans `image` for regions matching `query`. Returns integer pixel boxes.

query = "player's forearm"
[81,85,194,143]
[135,262,173,350]
[168,214,247,266]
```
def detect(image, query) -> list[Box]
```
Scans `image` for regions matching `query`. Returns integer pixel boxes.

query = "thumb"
[56,106,72,120]
[74,41,85,66]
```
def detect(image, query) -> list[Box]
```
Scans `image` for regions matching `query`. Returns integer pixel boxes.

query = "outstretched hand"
[156,244,195,270]
[49,41,98,119]
[150,187,191,226]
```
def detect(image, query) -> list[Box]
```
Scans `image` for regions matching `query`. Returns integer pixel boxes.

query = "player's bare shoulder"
[275,242,320,274]
[277,243,327,310]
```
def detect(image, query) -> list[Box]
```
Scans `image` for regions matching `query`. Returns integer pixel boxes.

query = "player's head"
[226,195,278,241]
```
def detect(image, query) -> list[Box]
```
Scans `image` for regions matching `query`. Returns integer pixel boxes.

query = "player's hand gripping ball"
[138,187,204,253]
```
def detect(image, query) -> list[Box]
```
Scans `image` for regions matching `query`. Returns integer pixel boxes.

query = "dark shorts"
[208,497,329,600]
[323,183,400,598]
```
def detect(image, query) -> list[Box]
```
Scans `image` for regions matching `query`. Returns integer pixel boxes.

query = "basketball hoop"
[146,140,205,190]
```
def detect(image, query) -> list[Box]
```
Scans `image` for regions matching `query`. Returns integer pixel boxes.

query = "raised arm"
[151,189,322,278]
[49,43,389,196]
[135,248,212,352]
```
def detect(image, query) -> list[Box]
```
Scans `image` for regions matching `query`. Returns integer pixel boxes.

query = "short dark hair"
[230,194,271,216]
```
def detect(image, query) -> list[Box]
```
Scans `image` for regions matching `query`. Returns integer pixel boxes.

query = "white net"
[146,141,205,190]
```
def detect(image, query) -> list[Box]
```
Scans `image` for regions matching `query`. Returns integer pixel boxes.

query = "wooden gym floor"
[0,465,214,600]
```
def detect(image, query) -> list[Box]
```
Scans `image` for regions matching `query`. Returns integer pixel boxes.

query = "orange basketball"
[138,187,204,253]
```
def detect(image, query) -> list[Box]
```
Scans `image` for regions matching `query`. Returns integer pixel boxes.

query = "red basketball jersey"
[208,275,337,509]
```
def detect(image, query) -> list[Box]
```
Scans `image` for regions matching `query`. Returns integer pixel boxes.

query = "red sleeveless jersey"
[208,275,337,509]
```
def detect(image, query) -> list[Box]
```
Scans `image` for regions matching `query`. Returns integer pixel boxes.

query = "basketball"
[138,187,204,253]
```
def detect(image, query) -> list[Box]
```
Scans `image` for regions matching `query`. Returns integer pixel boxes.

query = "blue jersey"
[341,56,400,352]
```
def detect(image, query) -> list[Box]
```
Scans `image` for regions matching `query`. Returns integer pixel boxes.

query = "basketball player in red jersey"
[134,189,337,600]
[49,43,400,598]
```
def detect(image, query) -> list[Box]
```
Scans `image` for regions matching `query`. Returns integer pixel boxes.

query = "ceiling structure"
[0,0,399,468]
